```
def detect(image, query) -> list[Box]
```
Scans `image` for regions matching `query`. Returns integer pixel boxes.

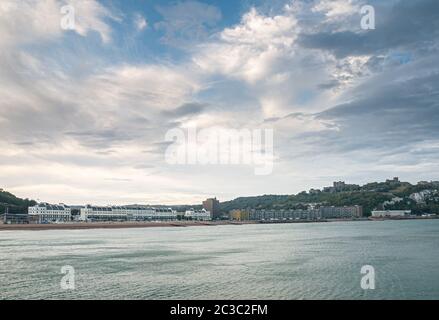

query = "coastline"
[0,216,437,231]
[0,219,330,231]
[0,220,259,231]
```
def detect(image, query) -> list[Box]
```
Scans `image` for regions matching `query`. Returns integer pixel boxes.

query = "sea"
[0,219,438,299]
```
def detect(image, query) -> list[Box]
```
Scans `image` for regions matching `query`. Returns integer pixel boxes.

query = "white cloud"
[1,0,438,205]
[0,52,203,149]
[82,65,201,113]
[0,0,118,47]
[134,13,147,31]
[193,7,298,83]
[0,51,206,204]
[312,0,359,18]
[65,0,121,43]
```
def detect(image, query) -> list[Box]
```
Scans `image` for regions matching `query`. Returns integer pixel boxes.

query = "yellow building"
[229,209,249,221]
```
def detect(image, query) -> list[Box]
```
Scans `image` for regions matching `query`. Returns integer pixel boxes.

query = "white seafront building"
[79,205,177,221]
[28,203,71,223]
[184,209,212,221]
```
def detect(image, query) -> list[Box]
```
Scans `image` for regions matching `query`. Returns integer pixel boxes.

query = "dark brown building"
[202,197,221,219]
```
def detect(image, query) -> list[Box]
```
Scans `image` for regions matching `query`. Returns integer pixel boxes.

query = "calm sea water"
[0,220,438,300]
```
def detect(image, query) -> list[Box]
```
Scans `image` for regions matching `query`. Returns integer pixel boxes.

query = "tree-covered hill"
[221,191,392,215]
[220,180,439,216]
[220,195,290,212]
[0,189,36,214]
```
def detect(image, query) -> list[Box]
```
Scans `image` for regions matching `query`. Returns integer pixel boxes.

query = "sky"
[1,0,439,205]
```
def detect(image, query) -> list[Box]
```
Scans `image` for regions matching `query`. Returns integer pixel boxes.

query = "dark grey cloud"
[263,116,281,123]
[317,80,340,90]
[295,63,439,157]
[2,0,439,203]
[299,0,439,58]
[274,0,439,171]
[14,141,38,147]
[264,112,315,124]
[161,102,207,118]
[64,129,140,149]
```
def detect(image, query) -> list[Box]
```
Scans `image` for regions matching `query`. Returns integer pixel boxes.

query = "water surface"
[1,220,438,299]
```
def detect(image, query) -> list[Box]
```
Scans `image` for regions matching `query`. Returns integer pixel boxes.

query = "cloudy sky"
[1,0,438,205]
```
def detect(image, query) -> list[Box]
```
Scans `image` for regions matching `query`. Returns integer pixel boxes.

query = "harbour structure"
[28,203,71,223]
[79,205,177,221]
[1,206,39,224]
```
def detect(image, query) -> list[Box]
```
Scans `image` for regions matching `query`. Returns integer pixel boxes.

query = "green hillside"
[220,180,439,216]
[0,189,36,214]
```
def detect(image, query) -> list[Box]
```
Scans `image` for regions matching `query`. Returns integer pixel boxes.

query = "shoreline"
[0,220,260,231]
[0,219,330,231]
[0,216,437,231]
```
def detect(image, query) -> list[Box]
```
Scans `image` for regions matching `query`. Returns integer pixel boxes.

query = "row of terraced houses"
[27,201,365,224]
[27,203,211,223]
[230,206,363,221]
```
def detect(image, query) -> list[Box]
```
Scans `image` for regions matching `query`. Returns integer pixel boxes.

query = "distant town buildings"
[371,210,411,218]
[323,181,360,193]
[308,188,321,194]
[247,208,321,221]
[230,206,363,221]
[383,197,404,208]
[6,178,439,226]
[23,199,219,224]
[317,178,406,194]
[319,205,363,219]
[417,180,439,186]
[203,197,221,219]
[409,190,434,204]
[386,177,400,184]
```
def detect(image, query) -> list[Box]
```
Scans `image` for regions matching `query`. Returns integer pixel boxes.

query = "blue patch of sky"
[22,0,292,77]
[296,90,316,105]
[389,52,412,65]
[99,0,248,65]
